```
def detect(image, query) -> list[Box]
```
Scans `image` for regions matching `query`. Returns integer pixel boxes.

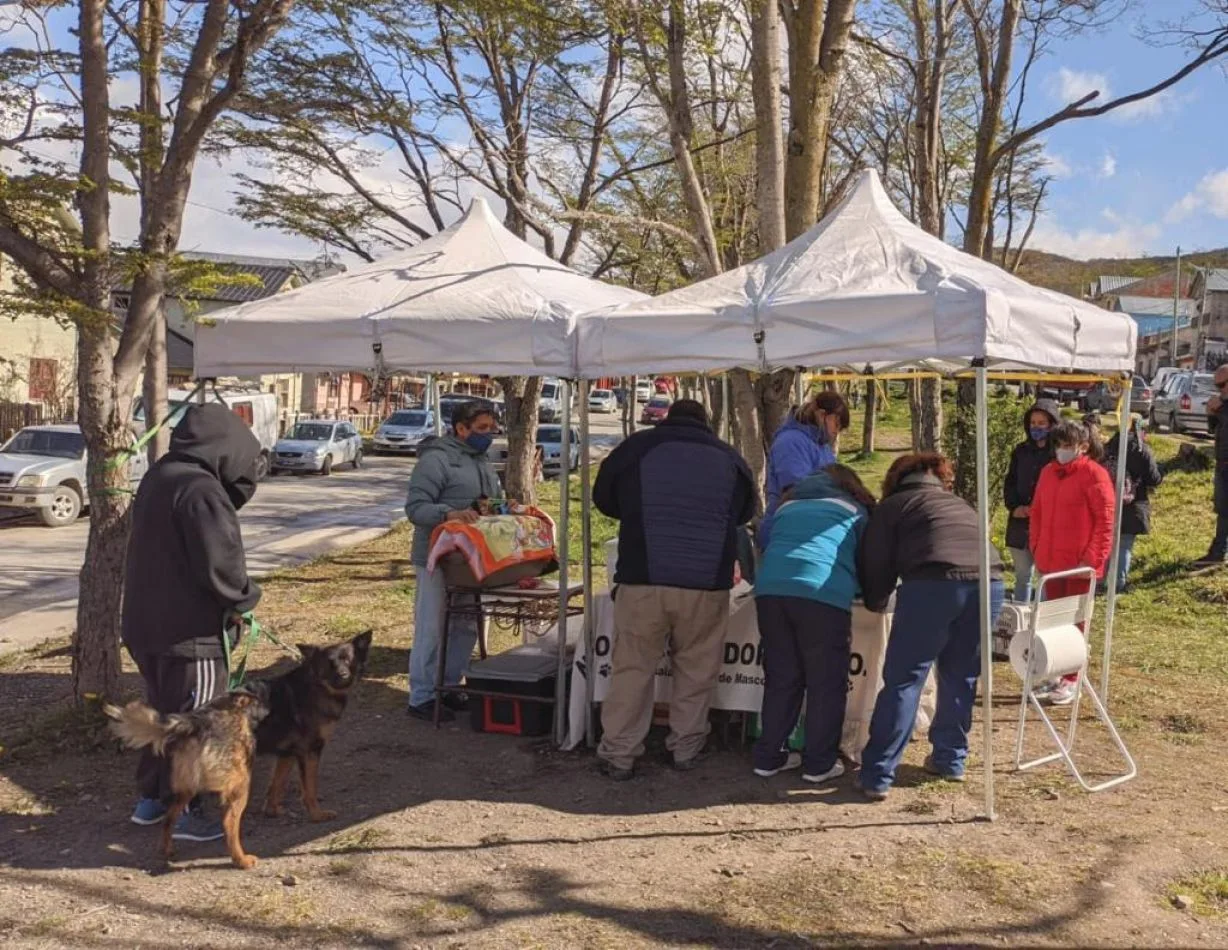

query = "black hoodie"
[121,403,262,659]
[1003,398,1061,551]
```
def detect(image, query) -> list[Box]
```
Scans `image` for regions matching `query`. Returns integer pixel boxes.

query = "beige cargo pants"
[598,584,730,771]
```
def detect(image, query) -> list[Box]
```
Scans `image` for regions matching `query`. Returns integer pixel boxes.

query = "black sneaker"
[599,760,634,782]
[672,745,715,772]
[407,702,454,723]
[441,692,470,713]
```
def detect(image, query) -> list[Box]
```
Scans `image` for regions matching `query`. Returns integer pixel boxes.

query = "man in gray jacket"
[404,401,501,720]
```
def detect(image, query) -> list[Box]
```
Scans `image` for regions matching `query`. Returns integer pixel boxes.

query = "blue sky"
[1022,0,1228,258]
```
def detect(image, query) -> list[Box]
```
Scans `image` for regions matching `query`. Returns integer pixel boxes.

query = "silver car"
[271,420,364,475]
[588,389,617,414]
[1152,372,1216,435]
[372,409,435,455]
[0,424,147,527]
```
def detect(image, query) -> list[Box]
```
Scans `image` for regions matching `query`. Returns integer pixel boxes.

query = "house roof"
[1115,295,1197,317]
[112,251,344,304]
[1094,275,1138,296]
[1131,314,1192,337]
[1205,268,1228,293]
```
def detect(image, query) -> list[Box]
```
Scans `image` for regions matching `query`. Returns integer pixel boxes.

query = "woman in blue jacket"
[761,392,850,545]
[752,464,875,784]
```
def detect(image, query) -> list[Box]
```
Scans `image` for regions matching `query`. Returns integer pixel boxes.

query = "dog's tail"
[104,701,192,756]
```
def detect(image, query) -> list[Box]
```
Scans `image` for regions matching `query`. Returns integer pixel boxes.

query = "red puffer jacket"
[1029,455,1116,579]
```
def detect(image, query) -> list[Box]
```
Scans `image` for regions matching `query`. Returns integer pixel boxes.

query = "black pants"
[1212,470,1228,559]
[132,653,227,801]
[753,596,851,775]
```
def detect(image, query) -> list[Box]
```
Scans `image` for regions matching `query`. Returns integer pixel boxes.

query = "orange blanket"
[427,506,556,583]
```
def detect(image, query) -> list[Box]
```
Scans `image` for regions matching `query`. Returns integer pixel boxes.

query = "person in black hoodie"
[1003,399,1061,602]
[121,403,262,841]
[1102,414,1162,593]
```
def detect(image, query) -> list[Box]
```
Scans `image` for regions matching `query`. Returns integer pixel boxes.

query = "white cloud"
[1112,90,1177,122]
[1049,67,1109,105]
[1099,153,1117,179]
[1167,168,1228,223]
[1041,151,1073,179]
[1028,211,1162,259]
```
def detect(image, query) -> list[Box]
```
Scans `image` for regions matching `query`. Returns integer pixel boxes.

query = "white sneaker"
[802,760,846,784]
[1031,679,1058,698]
[753,751,803,777]
[1042,680,1078,706]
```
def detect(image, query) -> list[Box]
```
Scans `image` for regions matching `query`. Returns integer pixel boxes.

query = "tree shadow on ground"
[0,639,988,875]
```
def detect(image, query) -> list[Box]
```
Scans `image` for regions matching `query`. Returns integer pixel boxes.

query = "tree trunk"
[861,378,877,456]
[497,375,542,505]
[750,0,786,252]
[909,377,943,451]
[143,305,169,466]
[622,377,636,438]
[729,369,766,513]
[951,378,977,504]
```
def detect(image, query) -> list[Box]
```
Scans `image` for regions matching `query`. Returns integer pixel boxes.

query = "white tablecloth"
[561,584,935,759]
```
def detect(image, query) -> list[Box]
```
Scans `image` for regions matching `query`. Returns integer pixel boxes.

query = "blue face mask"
[465,432,494,454]
[1029,427,1049,443]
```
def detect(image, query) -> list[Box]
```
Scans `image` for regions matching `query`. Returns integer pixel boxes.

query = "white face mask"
[1055,447,1078,465]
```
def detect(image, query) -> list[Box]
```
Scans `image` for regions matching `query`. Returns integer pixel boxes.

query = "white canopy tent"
[571,170,1138,818]
[192,197,647,748]
[577,170,1135,377]
[194,196,645,378]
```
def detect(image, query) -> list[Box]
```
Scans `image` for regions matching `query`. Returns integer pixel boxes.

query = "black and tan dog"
[256,630,372,823]
[106,682,271,869]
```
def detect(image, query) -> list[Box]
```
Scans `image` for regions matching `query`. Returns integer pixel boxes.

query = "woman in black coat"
[1103,415,1162,593]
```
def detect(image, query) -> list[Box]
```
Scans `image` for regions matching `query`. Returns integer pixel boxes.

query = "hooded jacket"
[1104,425,1163,536]
[1029,454,1116,579]
[404,434,500,566]
[1003,398,1061,550]
[762,411,838,543]
[122,403,262,659]
[755,471,868,611]
[594,416,755,591]
[1210,397,1228,469]
[859,472,1003,612]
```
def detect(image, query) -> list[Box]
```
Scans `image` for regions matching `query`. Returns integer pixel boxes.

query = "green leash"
[223,612,300,690]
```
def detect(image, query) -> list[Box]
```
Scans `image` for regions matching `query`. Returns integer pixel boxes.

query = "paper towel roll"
[1010,624,1088,681]
[605,538,618,581]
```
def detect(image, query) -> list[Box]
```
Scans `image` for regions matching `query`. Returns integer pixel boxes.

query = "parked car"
[536,426,581,474]
[487,435,544,484]
[1039,375,1097,406]
[1150,366,1181,398]
[539,379,565,423]
[271,420,364,475]
[635,379,653,404]
[372,409,435,455]
[1080,376,1153,418]
[437,394,502,428]
[1151,372,1216,435]
[588,389,617,414]
[640,396,671,425]
[0,424,147,527]
[134,388,279,480]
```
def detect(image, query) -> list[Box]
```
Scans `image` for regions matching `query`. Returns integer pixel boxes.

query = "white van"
[134,387,280,479]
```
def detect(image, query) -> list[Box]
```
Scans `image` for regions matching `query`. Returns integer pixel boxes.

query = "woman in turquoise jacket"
[752,464,875,785]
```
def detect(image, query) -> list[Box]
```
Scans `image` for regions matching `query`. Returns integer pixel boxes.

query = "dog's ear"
[351,630,373,660]
[296,644,320,663]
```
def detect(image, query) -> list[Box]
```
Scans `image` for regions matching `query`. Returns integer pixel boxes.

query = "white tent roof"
[576,169,1136,377]
[193,198,646,378]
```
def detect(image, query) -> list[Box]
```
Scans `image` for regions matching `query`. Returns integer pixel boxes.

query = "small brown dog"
[105,682,270,869]
[255,630,372,821]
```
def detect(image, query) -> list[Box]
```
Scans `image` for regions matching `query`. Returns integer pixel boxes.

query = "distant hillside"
[1011,247,1228,298]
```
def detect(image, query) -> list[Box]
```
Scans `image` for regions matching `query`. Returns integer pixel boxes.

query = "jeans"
[752,597,851,776]
[1115,534,1137,591]
[408,565,479,708]
[1212,471,1228,559]
[860,578,1005,793]
[1007,547,1035,603]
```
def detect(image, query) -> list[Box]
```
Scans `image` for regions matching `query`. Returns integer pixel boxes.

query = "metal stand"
[433,582,585,727]
[1012,568,1137,793]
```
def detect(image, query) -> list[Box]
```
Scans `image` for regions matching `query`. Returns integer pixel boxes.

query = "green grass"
[1167,871,1228,917]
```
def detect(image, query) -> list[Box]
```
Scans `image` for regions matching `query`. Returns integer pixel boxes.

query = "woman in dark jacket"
[857,453,1005,801]
[1003,399,1061,602]
[1103,414,1162,594]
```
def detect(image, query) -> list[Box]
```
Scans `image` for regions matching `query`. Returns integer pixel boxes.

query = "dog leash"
[223,612,299,690]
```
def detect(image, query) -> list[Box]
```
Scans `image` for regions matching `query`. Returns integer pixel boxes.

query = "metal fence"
[0,402,46,442]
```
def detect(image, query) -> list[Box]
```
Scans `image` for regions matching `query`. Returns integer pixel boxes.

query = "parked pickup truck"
[0,424,147,527]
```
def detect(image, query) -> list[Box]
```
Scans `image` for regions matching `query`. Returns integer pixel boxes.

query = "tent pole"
[579,379,597,747]
[721,373,731,443]
[554,380,574,746]
[428,374,442,437]
[1102,375,1131,706]
[974,362,996,821]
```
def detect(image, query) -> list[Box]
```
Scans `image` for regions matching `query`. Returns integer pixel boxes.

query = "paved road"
[0,413,627,654]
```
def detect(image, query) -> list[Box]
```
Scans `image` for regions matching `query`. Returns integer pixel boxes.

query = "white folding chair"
[1012,567,1137,793]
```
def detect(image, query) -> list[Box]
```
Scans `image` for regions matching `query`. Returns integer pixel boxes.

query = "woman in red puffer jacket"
[1029,419,1115,706]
